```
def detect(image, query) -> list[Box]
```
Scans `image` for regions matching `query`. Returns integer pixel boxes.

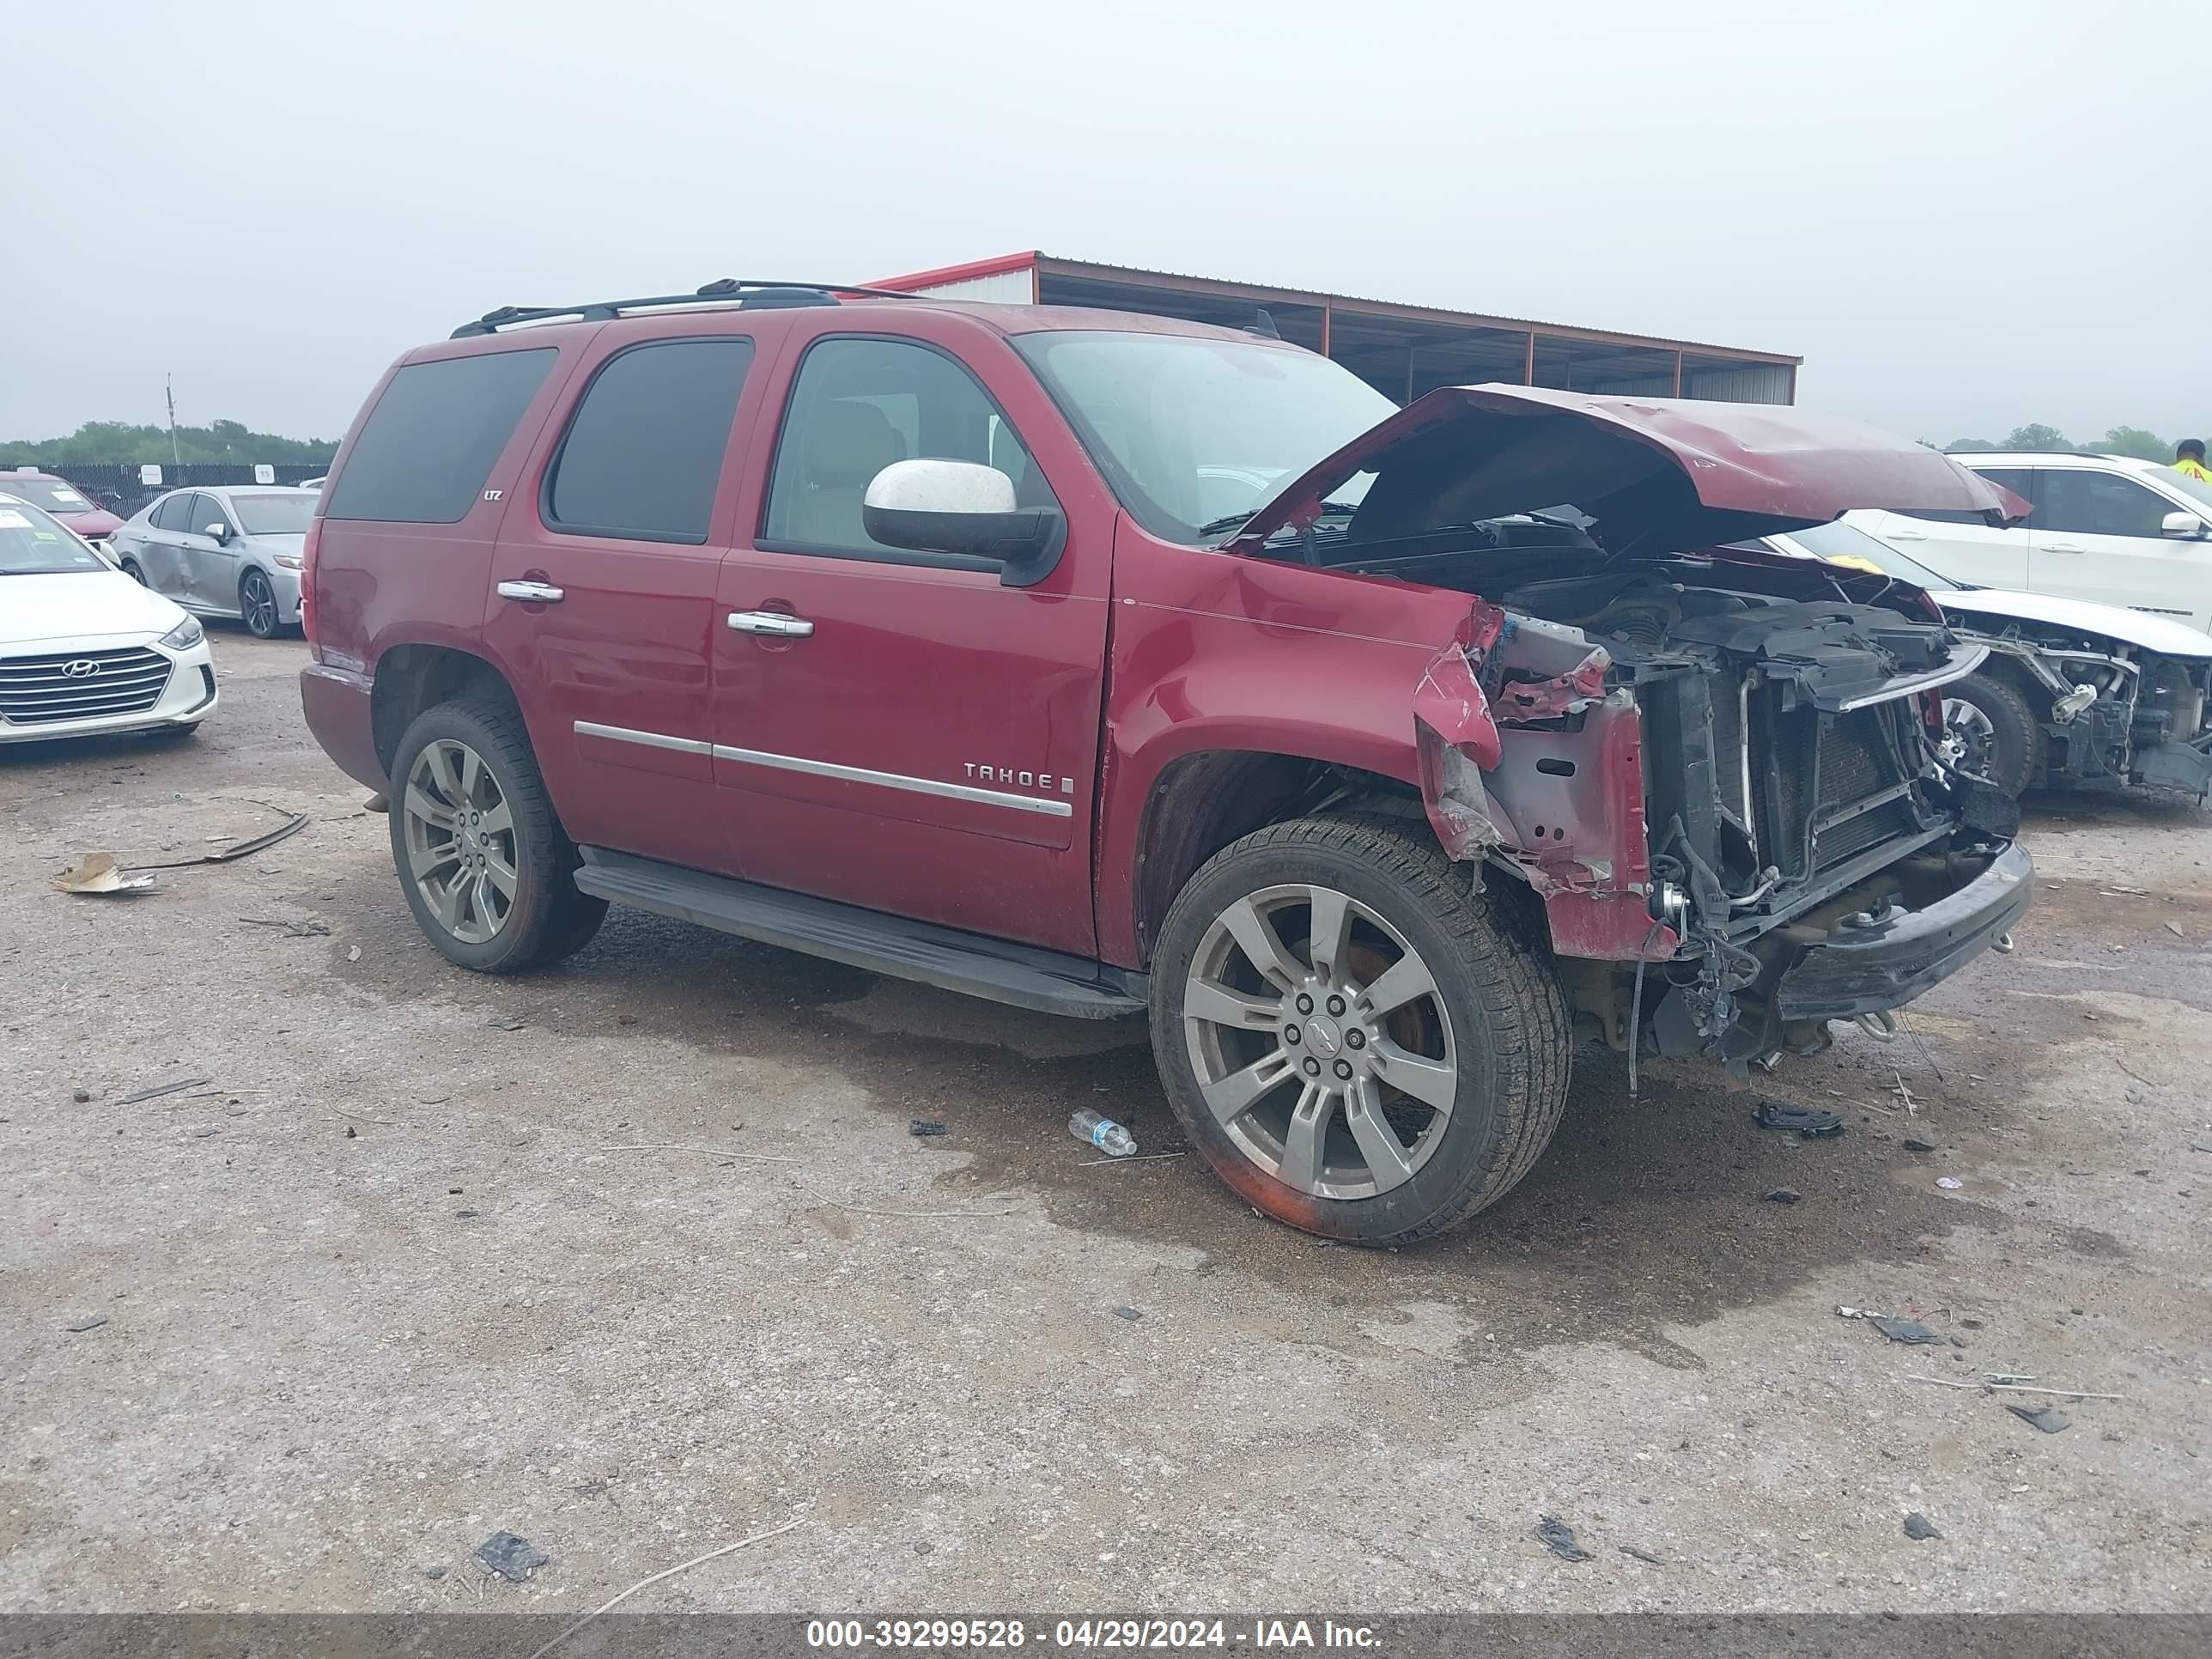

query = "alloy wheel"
[242,570,279,638]
[1942,697,1996,777]
[402,739,517,945]
[1182,883,1457,1200]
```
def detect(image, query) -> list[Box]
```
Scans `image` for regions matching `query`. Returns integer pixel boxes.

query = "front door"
[484,325,767,877]
[2027,465,2211,629]
[711,325,1112,956]
[179,494,244,616]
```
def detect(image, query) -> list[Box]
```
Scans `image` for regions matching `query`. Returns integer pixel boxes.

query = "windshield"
[1010,331,1400,544]
[228,492,317,535]
[0,477,96,514]
[0,496,112,576]
[1774,520,1959,590]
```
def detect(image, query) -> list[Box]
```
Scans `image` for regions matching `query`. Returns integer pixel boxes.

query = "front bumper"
[268,563,305,624]
[0,640,217,744]
[1775,841,2033,1020]
[2132,736,2212,797]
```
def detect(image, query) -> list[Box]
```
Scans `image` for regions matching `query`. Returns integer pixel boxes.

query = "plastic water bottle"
[1069,1109,1137,1158]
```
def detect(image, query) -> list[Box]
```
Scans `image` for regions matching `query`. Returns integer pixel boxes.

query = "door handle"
[728,610,814,637]
[2043,542,2087,556]
[496,580,566,603]
[1886,528,1928,542]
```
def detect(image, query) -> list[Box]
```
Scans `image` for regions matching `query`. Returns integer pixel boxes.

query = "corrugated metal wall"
[1684,363,1791,404]
[911,270,1034,304]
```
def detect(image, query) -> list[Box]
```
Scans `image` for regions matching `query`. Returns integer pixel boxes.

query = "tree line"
[1938,424,2201,461]
[5,415,2201,473]
[0,419,337,468]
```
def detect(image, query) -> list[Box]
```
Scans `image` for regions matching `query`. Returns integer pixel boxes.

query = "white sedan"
[0,491,218,744]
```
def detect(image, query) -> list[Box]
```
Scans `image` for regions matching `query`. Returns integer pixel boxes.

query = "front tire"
[1149,815,1571,1245]
[1942,671,2039,797]
[240,568,282,639]
[388,696,606,974]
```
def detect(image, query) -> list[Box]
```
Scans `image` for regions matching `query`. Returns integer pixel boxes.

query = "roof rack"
[447,277,921,338]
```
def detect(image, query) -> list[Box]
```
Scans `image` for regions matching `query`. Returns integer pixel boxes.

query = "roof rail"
[447,277,922,339]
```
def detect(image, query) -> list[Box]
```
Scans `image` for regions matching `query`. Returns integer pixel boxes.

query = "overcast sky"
[9,0,2203,448]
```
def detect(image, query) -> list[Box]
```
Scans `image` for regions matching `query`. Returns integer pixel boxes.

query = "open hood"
[1228,385,2030,557]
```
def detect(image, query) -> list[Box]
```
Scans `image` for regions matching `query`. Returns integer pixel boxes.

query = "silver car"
[108,486,315,638]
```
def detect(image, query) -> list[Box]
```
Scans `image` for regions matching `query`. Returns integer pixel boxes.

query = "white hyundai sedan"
[0,491,218,744]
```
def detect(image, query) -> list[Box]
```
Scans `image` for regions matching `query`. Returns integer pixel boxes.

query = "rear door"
[708,314,1114,955]
[2027,465,2210,628]
[484,319,769,876]
[142,492,203,603]
[1858,463,2033,587]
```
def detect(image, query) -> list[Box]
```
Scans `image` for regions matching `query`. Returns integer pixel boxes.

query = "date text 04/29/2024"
[804,1619,1382,1650]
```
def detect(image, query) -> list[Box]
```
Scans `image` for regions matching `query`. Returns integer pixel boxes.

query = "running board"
[574,848,1147,1020]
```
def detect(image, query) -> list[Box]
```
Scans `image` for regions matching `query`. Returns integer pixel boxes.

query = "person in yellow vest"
[2176,439,2212,483]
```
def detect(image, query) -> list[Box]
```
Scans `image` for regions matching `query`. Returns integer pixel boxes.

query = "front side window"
[1011,330,1399,544]
[763,337,1050,557]
[2038,469,2172,538]
[545,338,754,543]
[326,347,557,524]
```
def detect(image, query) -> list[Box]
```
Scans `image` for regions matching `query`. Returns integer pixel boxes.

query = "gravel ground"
[3,629,2209,1614]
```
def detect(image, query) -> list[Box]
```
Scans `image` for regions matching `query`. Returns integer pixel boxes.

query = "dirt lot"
[4,629,2209,1615]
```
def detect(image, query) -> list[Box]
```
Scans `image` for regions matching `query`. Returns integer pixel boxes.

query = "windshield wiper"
[1200,501,1362,538]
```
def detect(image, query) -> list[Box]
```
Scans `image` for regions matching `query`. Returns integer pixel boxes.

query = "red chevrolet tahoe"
[300,281,2032,1244]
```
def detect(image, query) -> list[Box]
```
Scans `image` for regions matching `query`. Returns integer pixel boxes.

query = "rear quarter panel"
[309,337,591,678]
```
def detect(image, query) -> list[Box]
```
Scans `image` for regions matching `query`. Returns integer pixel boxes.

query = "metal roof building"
[873,252,1800,407]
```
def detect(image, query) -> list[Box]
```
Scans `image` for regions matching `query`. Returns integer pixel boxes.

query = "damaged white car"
[1761,520,2212,800]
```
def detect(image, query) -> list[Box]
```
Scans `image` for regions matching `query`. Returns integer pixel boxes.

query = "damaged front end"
[1232,382,2039,1077]
[1418,566,2031,1072]
[1967,627,2212,799]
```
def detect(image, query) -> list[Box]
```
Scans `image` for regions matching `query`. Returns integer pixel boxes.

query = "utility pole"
[166,374,179,465]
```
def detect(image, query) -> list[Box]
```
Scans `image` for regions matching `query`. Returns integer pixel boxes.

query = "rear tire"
[118,558,147,586]
[388,696,606,974]
[1148,814,1571,1245]
[1943,671,2039,797]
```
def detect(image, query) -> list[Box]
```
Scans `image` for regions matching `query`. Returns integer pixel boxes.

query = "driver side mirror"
[203,520,231,544]
[861,459,1065,588]
[2161,510,2210,540]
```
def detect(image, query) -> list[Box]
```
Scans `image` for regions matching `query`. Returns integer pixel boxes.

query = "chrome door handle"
[728,610,814,637]
[496,580,565,603]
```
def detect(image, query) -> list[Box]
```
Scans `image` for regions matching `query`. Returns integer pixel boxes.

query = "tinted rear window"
[326,348,556,524]
[545,338,753,542]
